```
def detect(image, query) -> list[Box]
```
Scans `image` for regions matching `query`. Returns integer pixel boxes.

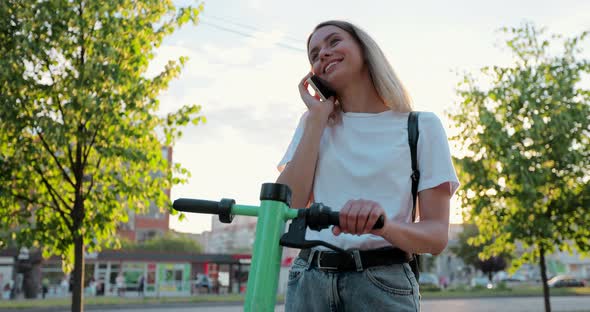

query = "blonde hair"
[307,20,413,112]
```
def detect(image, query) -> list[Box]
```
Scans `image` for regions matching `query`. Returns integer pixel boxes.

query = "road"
[82,296,590,312]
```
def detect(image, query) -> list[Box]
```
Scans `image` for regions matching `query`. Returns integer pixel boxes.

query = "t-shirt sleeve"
[277,112,308,172]
[416,112,460,196]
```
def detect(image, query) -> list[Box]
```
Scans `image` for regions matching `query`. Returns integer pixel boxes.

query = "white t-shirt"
[277,110,460,251]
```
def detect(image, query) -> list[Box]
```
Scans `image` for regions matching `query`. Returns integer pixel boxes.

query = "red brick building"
[118,146,172,242]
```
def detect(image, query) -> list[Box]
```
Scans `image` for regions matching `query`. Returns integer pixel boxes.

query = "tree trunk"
[22,268,37,299]
[539,245,551,312]
[72,127,86,312]
[71,234,85,312]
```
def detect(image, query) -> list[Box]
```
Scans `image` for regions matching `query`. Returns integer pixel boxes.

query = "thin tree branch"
[30,167,75,232]
[82,110,105,167]
[75,125,84,185]
[11,192,74,231]
[32,164,73,209]
[66,139,75,171]
[84,157,101,199]
[39,50,70,137]
[50,94,76,171]
[36,131,76,187]
[40,53,56,86]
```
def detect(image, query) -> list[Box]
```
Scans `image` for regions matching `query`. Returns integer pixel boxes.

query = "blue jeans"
[285,256,421,312]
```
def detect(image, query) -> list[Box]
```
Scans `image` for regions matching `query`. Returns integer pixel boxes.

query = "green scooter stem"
[239,200,295,311]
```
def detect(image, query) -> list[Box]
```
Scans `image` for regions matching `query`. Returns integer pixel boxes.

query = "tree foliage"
[0,0,205,310]
[451,223,509,281]
[448,22,590,311]
[121,233,203,254]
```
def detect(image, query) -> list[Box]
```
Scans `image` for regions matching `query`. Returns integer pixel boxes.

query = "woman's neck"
[337,69,389,114]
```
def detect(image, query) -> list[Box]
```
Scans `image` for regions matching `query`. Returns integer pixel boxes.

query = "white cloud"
[169,130,285,233]
[246,0,264,10]
[155,38,309,114]
[157,24,309,233]
[201,43,255,65]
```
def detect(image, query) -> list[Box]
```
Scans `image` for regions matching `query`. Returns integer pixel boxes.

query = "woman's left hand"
[332,199,387,236]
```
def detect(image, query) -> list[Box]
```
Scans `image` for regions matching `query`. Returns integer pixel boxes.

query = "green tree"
[449,22,590,312]
[451,223,509,282]
[451,223,481,270]
[121,233,203,254]
[0,1,204,311]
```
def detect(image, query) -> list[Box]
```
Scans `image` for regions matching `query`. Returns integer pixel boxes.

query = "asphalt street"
[76,296,590,312]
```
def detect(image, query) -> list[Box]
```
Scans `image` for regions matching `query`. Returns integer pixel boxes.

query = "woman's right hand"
[298,72,338,126]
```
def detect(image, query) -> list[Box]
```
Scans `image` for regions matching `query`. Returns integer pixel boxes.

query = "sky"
[155,0,590,234]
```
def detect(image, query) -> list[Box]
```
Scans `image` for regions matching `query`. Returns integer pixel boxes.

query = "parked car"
[194,274,211,293]
[418,273,440,290]
[547,275,586,288]
[494,271,527,282]
[503,273,527,282]
[471,276,494,289]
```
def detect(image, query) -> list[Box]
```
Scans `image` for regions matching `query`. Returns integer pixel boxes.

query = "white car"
[418,273,440,288]
[494,271,527,282]
[471,276,494,289]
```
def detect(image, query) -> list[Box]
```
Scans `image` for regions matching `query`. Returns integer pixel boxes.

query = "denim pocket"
[364,264,414,296]
[287,257,307,285]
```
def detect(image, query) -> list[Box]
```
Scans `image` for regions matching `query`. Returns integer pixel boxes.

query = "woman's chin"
[325,74,347,91]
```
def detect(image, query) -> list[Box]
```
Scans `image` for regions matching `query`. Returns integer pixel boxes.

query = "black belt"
[298,247,410,272]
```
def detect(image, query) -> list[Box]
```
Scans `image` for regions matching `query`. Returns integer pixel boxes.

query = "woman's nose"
[319,47,333,59]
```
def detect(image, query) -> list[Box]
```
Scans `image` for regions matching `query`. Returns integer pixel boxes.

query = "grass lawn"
[421,286,590,299]
[0,294,247,309]
[0,287,588,309]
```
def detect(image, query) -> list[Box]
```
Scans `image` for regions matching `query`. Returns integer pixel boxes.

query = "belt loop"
[306,249,316,270]
[352,249,363,272]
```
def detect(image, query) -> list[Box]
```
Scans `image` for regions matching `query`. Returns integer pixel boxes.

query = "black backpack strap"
[408,111,420,221]
[407,111,421,279]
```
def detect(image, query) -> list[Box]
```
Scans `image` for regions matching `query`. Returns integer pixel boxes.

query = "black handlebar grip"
[328,211,340,226]
[373,215,385,229]
[173,198,220,214]
[328,212,385,230]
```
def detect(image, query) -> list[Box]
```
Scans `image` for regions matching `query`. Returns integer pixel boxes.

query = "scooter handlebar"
[173,198,221,214]
[172,198,384,230]
[173,198,235,224]
[328,211,385,229]
[305,203,385,231]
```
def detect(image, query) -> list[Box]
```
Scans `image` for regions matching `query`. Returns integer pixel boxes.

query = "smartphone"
[306,75,336,101]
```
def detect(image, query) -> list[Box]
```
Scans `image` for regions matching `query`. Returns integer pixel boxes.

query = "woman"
[276,20,459,311]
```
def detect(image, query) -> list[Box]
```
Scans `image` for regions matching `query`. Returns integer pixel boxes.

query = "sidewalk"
[2,288,589,312]
[4,296,590,312]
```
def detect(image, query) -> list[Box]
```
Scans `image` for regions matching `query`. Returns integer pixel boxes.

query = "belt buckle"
[351,249,363,272]
[316,251,339,271]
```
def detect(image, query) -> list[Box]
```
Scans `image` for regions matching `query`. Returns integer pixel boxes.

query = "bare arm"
[277,72,337,209]
[276,114,326,209]
[334,183,451,255]
[378,183,451,255]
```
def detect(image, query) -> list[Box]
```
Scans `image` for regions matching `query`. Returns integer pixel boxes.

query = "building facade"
[118,146,173,242]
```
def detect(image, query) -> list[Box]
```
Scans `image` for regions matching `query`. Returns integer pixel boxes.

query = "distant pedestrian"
[439,275,449,289]
[116,274,125,297]
[87,277,96,296]
[41,277,49,299]
[2,282,11,299]
[137,275,144,296]
[60,276,69,295]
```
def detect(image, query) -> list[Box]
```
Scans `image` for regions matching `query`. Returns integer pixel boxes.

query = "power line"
[201,20,256,39]
[203,13,304,44]
[199,20,306,53]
